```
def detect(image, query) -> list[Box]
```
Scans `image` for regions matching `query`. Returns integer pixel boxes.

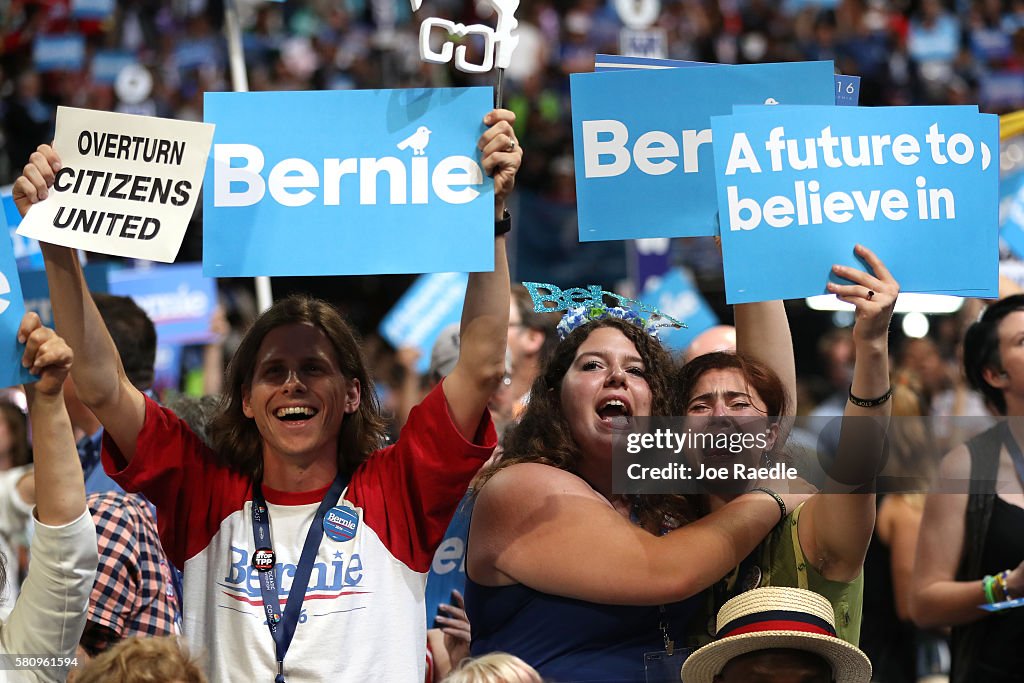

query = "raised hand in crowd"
[0,313,97,683]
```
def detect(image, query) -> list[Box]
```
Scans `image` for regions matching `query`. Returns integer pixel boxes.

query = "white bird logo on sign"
[397,126,432,155]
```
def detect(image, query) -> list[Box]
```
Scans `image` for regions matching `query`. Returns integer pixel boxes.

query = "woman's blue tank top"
[465,578,700,683]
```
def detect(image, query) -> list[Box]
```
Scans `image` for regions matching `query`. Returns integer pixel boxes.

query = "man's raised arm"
[442,110,521,439]
[13,144,147,461]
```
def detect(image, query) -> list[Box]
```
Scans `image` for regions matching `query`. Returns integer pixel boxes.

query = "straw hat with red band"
[680,587,872,683]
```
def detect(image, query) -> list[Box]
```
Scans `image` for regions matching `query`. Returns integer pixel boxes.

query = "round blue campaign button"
[323,505,359,542]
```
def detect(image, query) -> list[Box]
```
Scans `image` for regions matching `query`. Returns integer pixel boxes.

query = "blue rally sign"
[379,272,468,374]
[1000,170,1024,259]
[203,88,495,277]
[20,264,110,328]
[712,105,999,303]
[0,212,39,389]
[107,263,217,346]
[571,61,836,242]
[33,34,86,72]
[594,55,861,108]
[638,268,718,353]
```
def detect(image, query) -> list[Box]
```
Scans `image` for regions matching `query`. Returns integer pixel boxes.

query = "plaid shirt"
[80,491,180,655]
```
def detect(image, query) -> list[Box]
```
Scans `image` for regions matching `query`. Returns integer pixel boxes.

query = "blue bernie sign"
[20,265,110,329]
[71,0,115,20]
[203,88,495,278]
[594,55,861,108]
[0,211,41,389]
[571,61,835,242]
[638,268,718,353]
[1000,170,1024,259]
[91,51,137,84]
[379,272,468,374]
[2,192,43,272]
[108,263,217,346]
[33,34,86,72]
[712,105,999,303]
[424,493,474,629]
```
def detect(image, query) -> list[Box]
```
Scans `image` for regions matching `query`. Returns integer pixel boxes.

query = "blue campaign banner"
[1,192,43,271]
[379,272,468,373]
[33,34,86,73]
[834,75,861,107]
[108,264,217,346]
[91,50,137,84]
[593,55,861,107]
[638,268,718,353]
[20,265,110,328]
[175,39,222,70]
[71,0,115,20]
[204,88,495,277]
[0,212,40,389]
[1000,171,1024,259]
[632,238,673,293]
[712,106,999,303]
[424,493,473,629]
[571,61,836,242]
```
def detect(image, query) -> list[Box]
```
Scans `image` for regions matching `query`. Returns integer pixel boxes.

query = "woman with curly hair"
[465,293,806,682]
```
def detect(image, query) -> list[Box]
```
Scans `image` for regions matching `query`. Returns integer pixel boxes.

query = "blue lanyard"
[251,473,349,682]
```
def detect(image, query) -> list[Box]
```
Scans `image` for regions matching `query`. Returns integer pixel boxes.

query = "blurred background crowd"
[4,0,1024,416]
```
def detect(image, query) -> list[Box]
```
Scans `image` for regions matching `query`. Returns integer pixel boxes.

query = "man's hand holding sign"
[15,107,214,263]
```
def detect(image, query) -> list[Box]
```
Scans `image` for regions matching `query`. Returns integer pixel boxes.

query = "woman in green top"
[674,244,898,646]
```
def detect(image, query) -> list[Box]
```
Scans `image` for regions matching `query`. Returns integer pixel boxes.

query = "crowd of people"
[0,111,1013,683]
[4,0,1024,283]
[0,1,1020,682]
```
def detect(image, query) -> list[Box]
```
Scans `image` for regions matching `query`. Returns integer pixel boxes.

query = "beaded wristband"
[997,570,1012,602]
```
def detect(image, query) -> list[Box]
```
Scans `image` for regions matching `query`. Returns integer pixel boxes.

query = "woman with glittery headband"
[463,281,810,681]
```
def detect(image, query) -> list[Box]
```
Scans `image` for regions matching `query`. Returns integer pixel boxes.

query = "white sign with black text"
[17,106,214,262]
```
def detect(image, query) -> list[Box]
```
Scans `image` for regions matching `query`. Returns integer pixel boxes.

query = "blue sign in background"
[379,272,468,373]
[1000,170,1024,259]
[638,268,718,353]
[2,193,43,271]
[108,264,217,346]
[91,51,137,84]
[594,55,861,108]
[20,265,111,328]
[424,494,473,629]
[203,88,495,278]
[71,0,115,20]
[712,106,999,303]
[571,61,836,242]
[0,211,41,389]
[33,34,86,72]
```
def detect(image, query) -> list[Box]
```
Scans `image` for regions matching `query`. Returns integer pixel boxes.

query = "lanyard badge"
[250,473,350,682]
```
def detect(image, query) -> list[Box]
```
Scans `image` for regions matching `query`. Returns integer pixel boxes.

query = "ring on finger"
[505,136,516,152]
[867,290,875,300]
